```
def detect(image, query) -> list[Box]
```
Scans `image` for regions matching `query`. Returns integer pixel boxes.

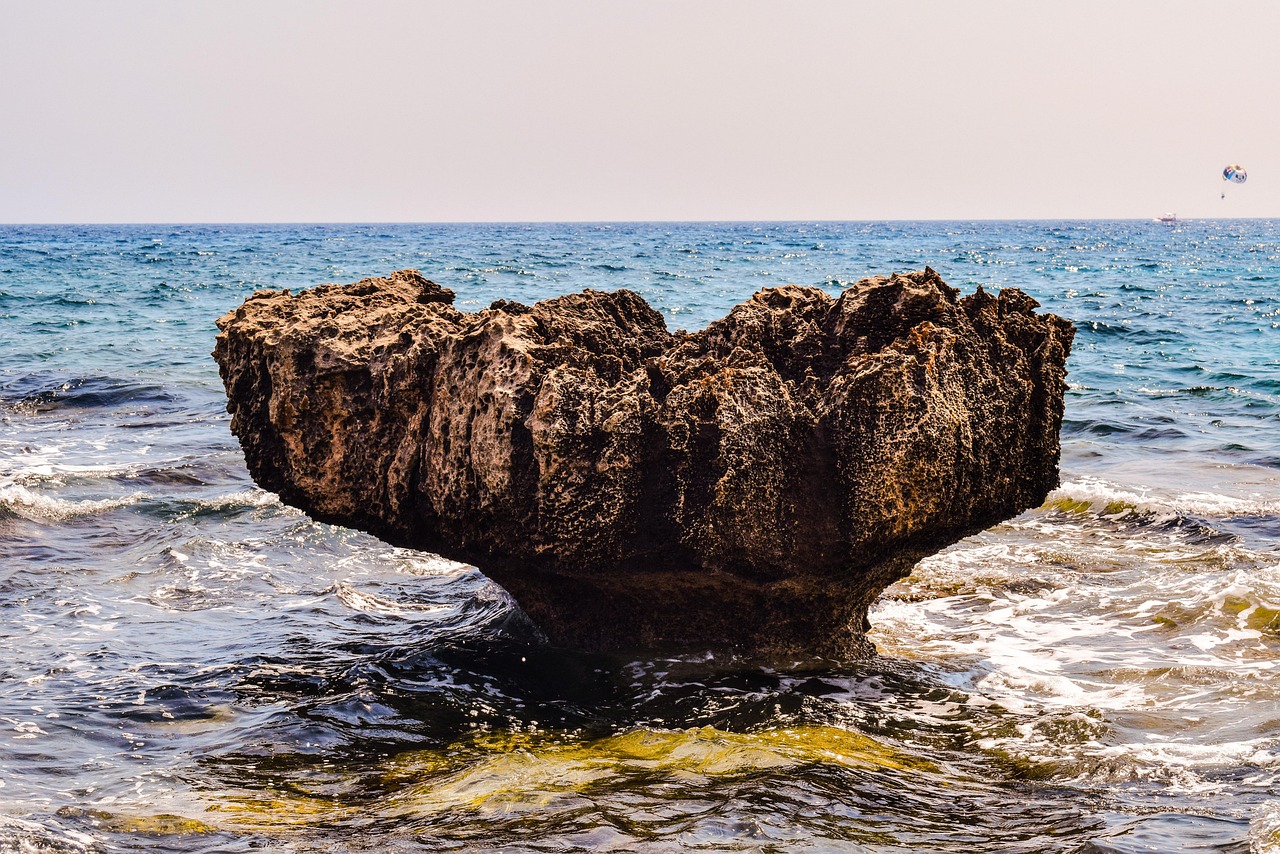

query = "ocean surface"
[1,220,1277,853]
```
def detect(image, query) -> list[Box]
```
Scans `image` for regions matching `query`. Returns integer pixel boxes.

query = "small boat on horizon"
[1156,213,1178,224]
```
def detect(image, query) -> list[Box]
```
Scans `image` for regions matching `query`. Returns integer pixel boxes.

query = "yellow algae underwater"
[200,724,938,830]
[54,807,218,838]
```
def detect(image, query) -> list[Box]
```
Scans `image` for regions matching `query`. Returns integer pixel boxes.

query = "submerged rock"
[214,268,1073,656]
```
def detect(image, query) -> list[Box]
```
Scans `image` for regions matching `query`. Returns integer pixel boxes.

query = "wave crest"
[0,484,143,521]
[1046,478,1280,520]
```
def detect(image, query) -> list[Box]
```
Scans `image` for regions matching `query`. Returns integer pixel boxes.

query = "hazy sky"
[2,0,1276,222]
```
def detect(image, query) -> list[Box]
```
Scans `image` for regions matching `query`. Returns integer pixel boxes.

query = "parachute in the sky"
[1223,164,1248,184]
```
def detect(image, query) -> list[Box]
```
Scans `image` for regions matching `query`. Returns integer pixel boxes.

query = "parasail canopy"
[1223,164,1248,184]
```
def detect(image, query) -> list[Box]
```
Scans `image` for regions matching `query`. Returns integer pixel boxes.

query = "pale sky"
[2,0,1276,222]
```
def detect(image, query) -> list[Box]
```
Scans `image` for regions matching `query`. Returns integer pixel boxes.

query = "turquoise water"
[1,221,1277,852]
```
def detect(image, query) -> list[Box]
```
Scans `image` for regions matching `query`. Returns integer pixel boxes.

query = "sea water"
[0,221,1277,852]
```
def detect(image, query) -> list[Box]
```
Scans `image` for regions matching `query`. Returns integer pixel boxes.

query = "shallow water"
[1,221,1277,852]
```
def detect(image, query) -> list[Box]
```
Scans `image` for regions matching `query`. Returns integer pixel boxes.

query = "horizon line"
[1,216,1276,227]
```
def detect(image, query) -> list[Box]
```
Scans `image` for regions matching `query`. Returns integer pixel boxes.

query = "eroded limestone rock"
[214,268,1073,656]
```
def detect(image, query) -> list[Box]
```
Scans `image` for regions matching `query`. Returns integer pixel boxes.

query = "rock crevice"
[214,268,1073,655]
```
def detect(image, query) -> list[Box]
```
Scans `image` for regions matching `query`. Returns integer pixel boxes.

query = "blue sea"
[1,221,1278,853]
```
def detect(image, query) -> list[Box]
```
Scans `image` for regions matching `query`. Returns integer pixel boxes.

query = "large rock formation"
[214,268,1073,656]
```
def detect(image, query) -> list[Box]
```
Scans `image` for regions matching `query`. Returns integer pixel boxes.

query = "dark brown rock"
[213,267,1073,656]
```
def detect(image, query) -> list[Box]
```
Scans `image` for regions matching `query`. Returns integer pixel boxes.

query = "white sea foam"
[875,595,1156,713]
[0,484,143,521]
[872,494,1280,798]
[334,581,452,618]
[0,814,96,853]
[1050,476,1280,519]
[330,548,475,579]
[190,489,282,512]
[1252,801,1280,854]
[972,726,1280,794]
